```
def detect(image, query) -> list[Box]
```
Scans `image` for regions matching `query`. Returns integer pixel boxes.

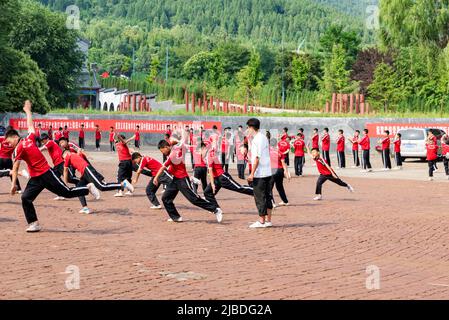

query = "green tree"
[236,51,264,103]
[183,51,226,88]
[9,0,83,107]
[319,25,361,65]
[291,54,311,91]
[146,55,161,84]
[368,62,403,112]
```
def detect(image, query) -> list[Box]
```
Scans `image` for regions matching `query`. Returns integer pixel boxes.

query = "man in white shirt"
[246,118,273,228]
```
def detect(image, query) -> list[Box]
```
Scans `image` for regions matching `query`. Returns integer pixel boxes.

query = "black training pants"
[193,166,208,192]
[270,168,288,204]
[337,151,346,168]
[0,157,21,190]
[362,150,372,170]
[21,169,90,224]
[323,150,331,166]
[382,149,392,169]
[352,150,360,167]
[204,172,254,207]
[145,171,172,206]
[315,174,348,195]
[294,156,304,176]
[252,176,273,217]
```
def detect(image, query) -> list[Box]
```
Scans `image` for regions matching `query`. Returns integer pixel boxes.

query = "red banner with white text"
[365,123,449,137]
[9,118,221,133]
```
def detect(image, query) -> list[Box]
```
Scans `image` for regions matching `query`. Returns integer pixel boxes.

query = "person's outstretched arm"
[23,100,35,134]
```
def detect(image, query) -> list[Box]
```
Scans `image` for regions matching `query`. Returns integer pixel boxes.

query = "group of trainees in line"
[0,101,359,231]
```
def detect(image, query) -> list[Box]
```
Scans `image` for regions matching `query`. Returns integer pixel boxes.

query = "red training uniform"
[293,139,305,157]
[164,143,188,179]
[139,156,162,177]
[14,133,50,177]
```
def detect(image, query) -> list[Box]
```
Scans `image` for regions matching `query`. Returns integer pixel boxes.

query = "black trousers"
[117,160,132,190]
[80,165,122,191]
[135,140,140,149]
[21,169,90,224]
[284,153,290,166]
[315,174,348,195]
[162,177,218,220]
[382,149,392,169]
[294,156,304,176]
[270,168,288,204]
[204,172,254,207]
[352,150,360,167]
[146,171,172,206]
[362,150,372,169]
[395,152,403,167]
[53,162,85,206]
[323,150,331,166]
[237,161,246,179]
[337,151,346,168]
[252,176,273,217]
[110,141,115,152]
[221,152,229,173]
[0,157,21,190]
[0,169,10,177]
[96,139,101,149]
[78,138,85,149]
[428,160,437,177]
[444,157,449,175]
[193,166,208,192]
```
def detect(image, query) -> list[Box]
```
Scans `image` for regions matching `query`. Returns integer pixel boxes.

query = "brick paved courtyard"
[1,150,449,299]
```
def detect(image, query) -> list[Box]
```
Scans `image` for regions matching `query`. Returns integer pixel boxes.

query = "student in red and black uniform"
[348,130,360,167]
[441,134,449,178]
[393,133,402,169]
[0,132,23,192]
[293,133,305,176]
[132,152,172,209]
[63,125,70,140]
[235,130,247,179]
[307,146,354,201]
[359,129,372,172]
[278,134,290,168]
[203,144,253,208]
[95,125,101,151]
[134,125,141,150]
[78,124,85,149]
[35,124,42,147]
[426,138,439,181]
[336,129,346,169]
[192,139,208,192]
[321,128,331,166]
[114,133,135,197]
[109,127,115,152]
[379,130,392,170]
[7,101,99,232]
[54,127,63,144]
[220,131,231,173]
[47,125,53,140]
[269,138,290,206]
[154,135,223,223]
[311,128,320,151]
[165,125,172,138]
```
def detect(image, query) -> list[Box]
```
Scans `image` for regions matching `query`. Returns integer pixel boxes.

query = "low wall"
[2,113,448,151]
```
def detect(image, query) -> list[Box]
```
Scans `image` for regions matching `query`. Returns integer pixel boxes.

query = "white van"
[398,128,446,161]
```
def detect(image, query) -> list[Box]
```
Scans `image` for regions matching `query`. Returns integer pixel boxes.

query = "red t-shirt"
[95,130,101,140]
[394,139,401,153]
[14,133,50,177]
[312,134,319,149]
[269,147,284,169]
[164,143,188,179]
[68,142,81,153]
[381,137,390,150]
[63,130,69,139]
[314,157,332,176]
[359,135,370,150]
[0,137,14,159]
[48,129,53,140]
[336,135,345,152]
[54,131,63,141]
[139,156,162,177]
[35,129,41,138]
[135,131,140,141]
[278,140,290,155]
[426,144,438,161]
[192,149,206,168]
[109,132,115,142]
[321,134,330,151]
[64,152,88,176]
[352,136,359,151]
[116,142,131,161]
[43,140,63,166]
[79,129,85,139]
[221,137,229,153]
[207,149,224,178]
[293,139,305,157]
[442,142,449,156]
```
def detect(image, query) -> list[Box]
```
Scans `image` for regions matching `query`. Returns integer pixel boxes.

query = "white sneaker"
[79,207,92,214]
[190,176,201,185]
[26,221,42,233]
[114,191,124,197]
[265,221,273,228]
[215,208,223,223]
[249,221,267,229]
[429,177,434,181]
[167,217,183,222]
[150,205,162,210]
[16,190,22,194]
[87,183,101,200]
[313,195,323,201]
[21,169,30,179]
[125,191,133,196]
[278,202,289,207]
[123,179,134,193]
[367,169,373,172]
[53,196,66,201]
[347,185,354,193]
